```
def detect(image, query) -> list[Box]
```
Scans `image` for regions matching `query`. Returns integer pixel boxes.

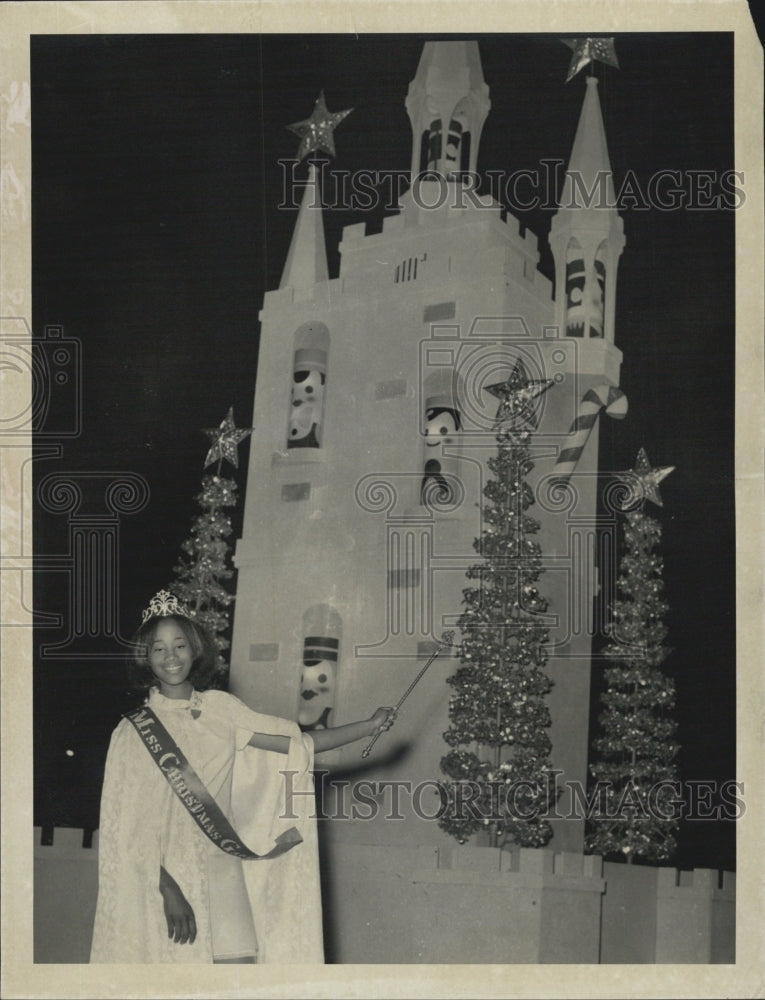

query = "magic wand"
[361,630,456,758]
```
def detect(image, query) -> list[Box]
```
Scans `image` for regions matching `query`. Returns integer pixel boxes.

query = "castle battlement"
[331,204,553,309]
[657,865,736,896]
[32,828,735,964]
[34,825,98,854]
[435,844,604,883]
[261,226,552,311]
[339,197,540,259]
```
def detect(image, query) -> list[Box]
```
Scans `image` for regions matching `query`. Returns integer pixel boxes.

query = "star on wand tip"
[286,90,353,162]
[561,37,620,83]
[616,447,674,509]
[203,407,253,470]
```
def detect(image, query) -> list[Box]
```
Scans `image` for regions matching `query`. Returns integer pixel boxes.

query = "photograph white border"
[1,2,762,997]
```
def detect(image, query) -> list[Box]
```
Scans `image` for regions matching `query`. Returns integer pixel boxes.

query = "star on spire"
[561,37,620,83]
[287,91,353,161]
[617,447,675,508]
[484,361,554,430]
[203,407,253,470]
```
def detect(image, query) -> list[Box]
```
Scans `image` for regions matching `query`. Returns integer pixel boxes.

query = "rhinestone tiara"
[141,590,191,624]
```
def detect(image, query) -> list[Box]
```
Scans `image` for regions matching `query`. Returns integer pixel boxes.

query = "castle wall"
[599,861,659,963]
[654,867,736,964]
[33,827,98,964]
[598,863,736,964]
[33,829,735,966]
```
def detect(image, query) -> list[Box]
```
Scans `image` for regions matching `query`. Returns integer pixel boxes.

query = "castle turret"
[280,163,329,290]
[404,40,491,183]
[549,77,625,342]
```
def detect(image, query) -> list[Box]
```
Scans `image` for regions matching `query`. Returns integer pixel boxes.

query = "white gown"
[90,688,324,963]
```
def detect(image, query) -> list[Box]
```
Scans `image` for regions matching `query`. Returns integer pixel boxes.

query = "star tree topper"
[287,90,353,161]
[561,37,620,83]
[484,360,554,430]
[203,407,253,470]
[617,447,675,508]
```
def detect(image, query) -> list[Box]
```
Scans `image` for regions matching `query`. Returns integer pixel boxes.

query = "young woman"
[90,591,395,964]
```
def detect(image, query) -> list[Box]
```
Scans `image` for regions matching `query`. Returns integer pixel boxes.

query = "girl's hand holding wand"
[305,706,396,754]
[369,706,397,734]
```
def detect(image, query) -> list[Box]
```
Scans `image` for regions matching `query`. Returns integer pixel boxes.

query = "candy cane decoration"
[552,384,628,483]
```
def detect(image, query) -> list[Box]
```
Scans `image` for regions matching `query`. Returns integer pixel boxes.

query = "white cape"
[90,689,324,963]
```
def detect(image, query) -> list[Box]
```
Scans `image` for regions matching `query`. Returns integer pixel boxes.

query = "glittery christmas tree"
[439,364,556,849]
[169,474,238,685]
[169,408,252,686]
[586,450,679,863]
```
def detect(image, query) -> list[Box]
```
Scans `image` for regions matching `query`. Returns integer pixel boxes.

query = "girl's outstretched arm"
[246,707,396,755]
[309,707,395,753]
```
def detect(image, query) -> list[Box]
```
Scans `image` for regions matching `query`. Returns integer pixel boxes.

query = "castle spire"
[549,77,625,343]
[404,40,490,183]
[280,163,329,290]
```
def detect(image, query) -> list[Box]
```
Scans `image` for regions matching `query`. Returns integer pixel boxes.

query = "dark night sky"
[31,33,735,869]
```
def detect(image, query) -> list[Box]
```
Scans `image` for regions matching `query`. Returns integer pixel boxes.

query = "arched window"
[298,605,342,731]
[419,97,473,181]
[420,399,461,507]
[564,239,607,339]
[419,371,462,511]
[564,239,586,337]
[423,118,442,173]
[287,322,330,449]
[593,244,607,339]
[444,100,471,181]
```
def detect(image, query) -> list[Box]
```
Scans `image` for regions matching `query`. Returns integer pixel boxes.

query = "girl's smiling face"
[148,619,194,698]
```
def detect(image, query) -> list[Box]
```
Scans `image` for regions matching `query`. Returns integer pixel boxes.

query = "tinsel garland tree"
[169,407,251,686]
[170,474,239,684]
[586,448,679,863]
[439,363,556,849]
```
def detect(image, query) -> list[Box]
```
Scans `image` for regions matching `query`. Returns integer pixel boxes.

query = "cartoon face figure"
[424,407,460,448]
[288,367,325,448]
[591,257,606,337]
[443,111,468,177]
[425,117,443,173]
[421,406,461,507]
[565,257,605,338]
[298,658,336,729]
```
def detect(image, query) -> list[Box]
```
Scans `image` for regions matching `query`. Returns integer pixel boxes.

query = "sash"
[124,705,302,861]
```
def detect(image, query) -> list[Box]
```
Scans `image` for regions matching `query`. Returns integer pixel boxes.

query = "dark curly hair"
[127,614,219,694]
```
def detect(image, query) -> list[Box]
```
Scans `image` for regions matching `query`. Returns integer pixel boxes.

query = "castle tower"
[230,43,624,855]
[549,76,625,342]
[405,40,491,181]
